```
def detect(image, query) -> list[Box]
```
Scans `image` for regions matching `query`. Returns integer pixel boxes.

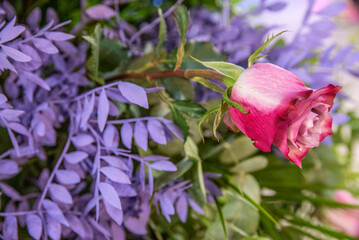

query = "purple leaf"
[100,167,131,184]
[18,201,29,228]
[1,45,31,62]
[86,4,117,20]
[71,134,94,147]
[3,216,18,240]
[111,223,125,240]
[49,184,73,204]
[32,37,58,54]
[139,162,145,190]
[0,183,21,200]
[98,89,109,132]
[80,93,95,129]
[47,217,61,240]
[160,195,175,221]
[44,31,74,41]
[42,199,69,227]
[38,169,50,190]
[266,2,287,11]
[134,121,148,151]
[103,124,119,148]
[26,214,42,240]
[64,151,88,164]
[124,205,150,235]
[163,120,184,140]
[117,184,137,197]
[121,122,133,149]
[151,161,177,171]
[66,214,86,238]
[188,198,204,214]
[104,200,123,225]
[0,52,16,72]
[148,167,153,195]
[56,169,81,185]
[118,82,148,108]
[147,119,167,145]
[101,156,129,171]
[98,182,122,210]
[7,122,29,136]
[23,71,50,90]
[0,160,20,175]
[145,87,165,93]
[26,7,41,29]
[316,2,347,17]
[143,155,169,161]
[88,218,111,238]
[0,17,25,44]
[0,109,24,120]
[176,194,188,223]
[0,93,7,104]
[19,44,41,69]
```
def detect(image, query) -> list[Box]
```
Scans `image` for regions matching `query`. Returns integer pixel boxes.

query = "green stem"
[105,69,224,83]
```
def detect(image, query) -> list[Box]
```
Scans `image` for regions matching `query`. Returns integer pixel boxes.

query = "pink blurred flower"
[225,63,341,168]
[325,190,359,237]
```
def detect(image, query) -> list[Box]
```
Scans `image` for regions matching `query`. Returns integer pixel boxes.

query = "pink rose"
[225,63,341,168]
[325,190,359,237]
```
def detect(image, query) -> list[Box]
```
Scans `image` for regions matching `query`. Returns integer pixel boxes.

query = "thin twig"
[128,0,184,44]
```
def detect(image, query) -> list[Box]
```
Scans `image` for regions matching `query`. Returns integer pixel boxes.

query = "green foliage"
[191,56,244,86]
[248,31,287,67]
[223,87,249,114]
[174,5,189,70]
[156,7,167,58]
[172,100,207,118]
[170,105,189,140]
[99,38,130,73]
[83,24,104,84]
[213,102,229,141]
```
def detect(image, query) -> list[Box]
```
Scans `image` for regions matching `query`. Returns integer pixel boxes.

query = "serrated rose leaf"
[64,151,88,164]
[150,161,177,171]
[98,182,122,210]
[147,119,167,145]
[118,82,148,108]
[26,214,42,240]
[56,170,81,185]
[134,121,148,151]
[100,167,131,184]
[42,199,69,227]
[98,89,109,132]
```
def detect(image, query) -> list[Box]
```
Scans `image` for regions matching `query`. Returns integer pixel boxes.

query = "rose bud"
[225,63,341,168]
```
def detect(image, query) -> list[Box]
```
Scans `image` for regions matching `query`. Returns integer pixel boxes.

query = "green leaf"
[155,7,167,58]
[173,100,207,118]
[213,102,229,141]
[99,38,130,72]
[223,87,248,114]
[174,5,189,70]
[198,105,220,142]
[220,136,258,164]
[191,56,244,84]
[191,76,224,93]
[83,24,104,84]
[170,105,189,140]
[248,31,287,67]
[184,137,206,202]
[226,179,279,226]
[214,197,228,240]
[154,159,193,190]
